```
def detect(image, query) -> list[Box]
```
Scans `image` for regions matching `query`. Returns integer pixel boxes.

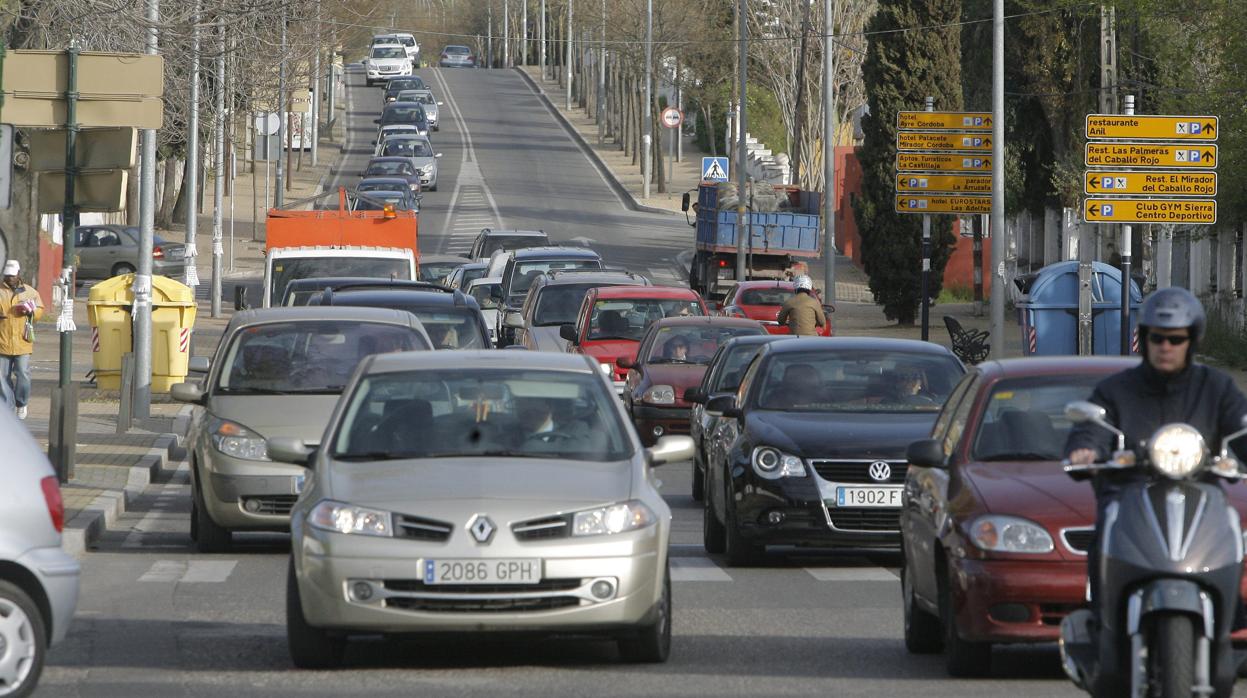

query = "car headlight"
[970,515,1054,554]
[751,446,807,479]
[209,418,269,461]
[572,500,656,536]
[599,362,613,375]
[1149,423,1207,479]
[309,500,393,537]
[643,384,675,405]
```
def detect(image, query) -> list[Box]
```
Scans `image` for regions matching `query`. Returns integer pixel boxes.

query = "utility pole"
[920,96,933,341]
[735,0,749,282]
[989,0,1005,358]
[598,0,605,144]
[642,0,652,199]
[184,0,201,291]
[822,0,835,304]
[53,40,81,481]
[565,0,573,109]
[504,0,510,68]
[212,20,225,317]
[310,1,320,167]
[1120,94,1135,355]
[487,3,493,68]
[540,0,546,78]
[134,0,159,419]
[275,14,286,207]
[522,0,528,65]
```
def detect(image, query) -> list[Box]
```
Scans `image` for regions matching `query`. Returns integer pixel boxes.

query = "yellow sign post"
[1084,171,1216,197]
[895,195,992,215]
[895,153,993,173]
[1083,198,1216,225]
[1084,142,1216,168]
[1086,114,1218,141]
[897,174,992,194]
[897,111,992,131]
[896,132,993,152]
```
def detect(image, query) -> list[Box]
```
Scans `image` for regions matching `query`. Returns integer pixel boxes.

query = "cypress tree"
[855,0,964,324]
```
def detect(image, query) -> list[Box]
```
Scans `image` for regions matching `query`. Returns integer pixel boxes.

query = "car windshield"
[458,266,488,288]
[481,235,548,257]
[446,46,470,54]
[382,105,426,123]
[371,47,405,59]
[645,325,764,364]
[755,350,963,412]
[508,259,600,297]
[588,297,703,341]
[364,161,411,176]
[533,283,596,326]
[271,258,411,303]
[358,181,406,192]
[333,369,631,462]
[739,287,792,305]
[397,36,415,47]
[382,139,434,158]
[469,283,501,309]
[711,344,768,392]
[418,262,462,285]
[972,375,1104,461]
[216,321,424,395]
[412,93,435,105]
[386,78,424,93]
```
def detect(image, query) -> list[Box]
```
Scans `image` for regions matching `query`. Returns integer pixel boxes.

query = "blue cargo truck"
[681,182,822,301]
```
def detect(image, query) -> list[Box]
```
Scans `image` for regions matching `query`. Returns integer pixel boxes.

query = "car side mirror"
[683,387,706,404]
[503,311,525,329]
[705,395,735,415]
[559,324,579,343]
[490,285,504,300]
[437,101,444,105]
[233,285,250,311]
[267,437,315,467]
[646,435,694,467]
[170,382,205,405]
[907,438,946,469]
[188,356,211,373]
[681,192,691,212]
[616,356,634,370]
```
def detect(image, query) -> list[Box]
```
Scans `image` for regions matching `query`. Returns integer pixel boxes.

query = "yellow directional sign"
[897,111,993,131]
[1084,171,1216,197]
[1085,142,1216,168]
[897,174,992,194]
[896,132,993,152]
[1083,198,1216,225]
[896,195,992,215]
[1086,114,1219,141]
[896,153,993,173]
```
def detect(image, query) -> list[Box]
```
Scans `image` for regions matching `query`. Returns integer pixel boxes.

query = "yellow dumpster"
[85,274,198,392]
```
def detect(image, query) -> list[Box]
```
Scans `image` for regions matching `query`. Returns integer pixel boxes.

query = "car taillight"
[153,246,165,259]
[41,476,64,533]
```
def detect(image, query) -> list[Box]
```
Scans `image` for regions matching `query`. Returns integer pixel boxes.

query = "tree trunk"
[156,157,180,229]
[703,105,716,156]
[655,102,665,194]
[171,149,193,223]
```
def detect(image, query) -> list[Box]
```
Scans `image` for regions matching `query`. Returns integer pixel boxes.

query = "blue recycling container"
[1017,261,1142,356]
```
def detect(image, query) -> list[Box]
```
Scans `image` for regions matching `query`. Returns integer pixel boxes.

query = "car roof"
[326,288,480,310]
[479,228,547,238]
[765,336,960,357]
[541,270,648,286]
[230,305,423,326]
[736,280,796,289]
[467,276,502,288]
[367,156,411,165]
[386,101,422,108]
[421,254,470,264]
[974,356,1139,379]
[511,246,601,260]
[649,316,763,329]
[367,349,595,375]
[372,43,405,50]
[359,177,409,184]
[457,261,489,270]
[721,334,796,348]
[591,285,699,299]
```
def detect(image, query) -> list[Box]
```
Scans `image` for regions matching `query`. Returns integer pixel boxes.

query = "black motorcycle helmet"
[1137,287,1205,363]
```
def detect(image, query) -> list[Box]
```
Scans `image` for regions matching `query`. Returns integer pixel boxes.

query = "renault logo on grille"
[468,515,496,544]
[868,461,892,482]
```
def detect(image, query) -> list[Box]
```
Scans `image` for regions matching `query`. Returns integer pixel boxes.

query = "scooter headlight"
[1148,424,1207,480]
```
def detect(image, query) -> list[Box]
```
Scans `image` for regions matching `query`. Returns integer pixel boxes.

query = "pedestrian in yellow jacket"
[0,260,45,419]
[776,275,826,336]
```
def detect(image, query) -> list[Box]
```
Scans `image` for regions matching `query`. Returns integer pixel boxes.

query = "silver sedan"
[271,350,692,668]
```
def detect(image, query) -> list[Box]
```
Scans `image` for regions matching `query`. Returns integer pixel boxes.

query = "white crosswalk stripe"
[804,567,898,582]
[138,560,238,584]
[671,557,732,582]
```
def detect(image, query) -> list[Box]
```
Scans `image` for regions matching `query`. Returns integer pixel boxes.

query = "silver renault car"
[172,307,432,553]
[271,351,692,668]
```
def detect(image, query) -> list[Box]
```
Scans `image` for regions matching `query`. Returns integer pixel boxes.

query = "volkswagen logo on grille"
[868,461,892,482]
[467,515,496,544]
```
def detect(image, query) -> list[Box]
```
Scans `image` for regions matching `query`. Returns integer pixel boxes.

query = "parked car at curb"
[74,225,187,280]
[274,350,692,668]
[172,307,432,553]
[0,407,80,698]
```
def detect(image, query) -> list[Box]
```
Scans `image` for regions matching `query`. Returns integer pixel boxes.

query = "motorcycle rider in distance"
[1064,287,1247,621]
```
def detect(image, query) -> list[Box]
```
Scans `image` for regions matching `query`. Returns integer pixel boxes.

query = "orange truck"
[260,188,420,307]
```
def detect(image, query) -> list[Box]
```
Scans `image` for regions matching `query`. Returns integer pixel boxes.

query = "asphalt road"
[40,67,1095,696]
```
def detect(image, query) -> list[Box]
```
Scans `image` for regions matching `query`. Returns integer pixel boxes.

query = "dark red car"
[900,356,1247,677]
[720,280,833,336]
[622,316,766,446]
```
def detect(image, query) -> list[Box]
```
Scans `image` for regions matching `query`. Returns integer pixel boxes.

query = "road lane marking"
[670,557,732,582]
[123,462,190,549]
[430,68,503,253]
[804,567,898,582]
[139,560,238,583]
[138,560,187,583]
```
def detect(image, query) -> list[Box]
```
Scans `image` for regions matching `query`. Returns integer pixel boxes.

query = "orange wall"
[37,236,62,303]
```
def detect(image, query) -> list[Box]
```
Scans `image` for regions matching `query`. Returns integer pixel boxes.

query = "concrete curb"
[61,407,192,557]
[513,67,675,218]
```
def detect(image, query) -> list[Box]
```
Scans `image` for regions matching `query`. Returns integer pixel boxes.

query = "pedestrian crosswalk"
[138,560,237,583]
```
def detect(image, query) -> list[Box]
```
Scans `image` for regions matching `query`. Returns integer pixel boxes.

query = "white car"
[466,276,503,345]
[365,44,412,86]
[373,33,420,68]
[0,408,80,697]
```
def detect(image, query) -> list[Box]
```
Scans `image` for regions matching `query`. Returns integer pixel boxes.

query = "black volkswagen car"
[701,338,964,565]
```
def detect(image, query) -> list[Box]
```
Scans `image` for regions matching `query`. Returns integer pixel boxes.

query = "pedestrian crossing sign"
[702,157,730,182]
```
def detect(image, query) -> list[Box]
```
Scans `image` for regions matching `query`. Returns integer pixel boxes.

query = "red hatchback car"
[721,280,833,336]
[900,356,1247,677]
[562,285,709,393]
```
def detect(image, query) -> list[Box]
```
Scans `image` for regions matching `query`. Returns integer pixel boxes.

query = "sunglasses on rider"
[1147,332,1190,346]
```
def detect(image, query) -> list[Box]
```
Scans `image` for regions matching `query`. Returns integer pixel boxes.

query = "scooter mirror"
[1065,401,1106,424]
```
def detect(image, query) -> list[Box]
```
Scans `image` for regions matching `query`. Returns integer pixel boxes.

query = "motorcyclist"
[1064,287,1247,617]
[776,275,826,336]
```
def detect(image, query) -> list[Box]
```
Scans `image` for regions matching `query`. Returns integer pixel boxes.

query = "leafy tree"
[855,0,963,324]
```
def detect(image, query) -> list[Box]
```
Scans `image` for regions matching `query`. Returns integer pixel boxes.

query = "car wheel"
[110,262,136,277]
[691,448,705,502]
[429,183,437,192]
[939,569,991,677]
[702,483,725,554]
[287,559,346,669]
[723,480,763,567]
[0,579,48,698]
[617,565,671,663]
[193,476,231,553]
[902,558,942,654]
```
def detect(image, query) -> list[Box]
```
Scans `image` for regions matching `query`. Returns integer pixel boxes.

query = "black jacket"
[1064,361,1247,464]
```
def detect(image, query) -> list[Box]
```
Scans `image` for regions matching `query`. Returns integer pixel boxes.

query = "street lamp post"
[735,0,748,281]
[642,0,652,200]
[822,0,835,304]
